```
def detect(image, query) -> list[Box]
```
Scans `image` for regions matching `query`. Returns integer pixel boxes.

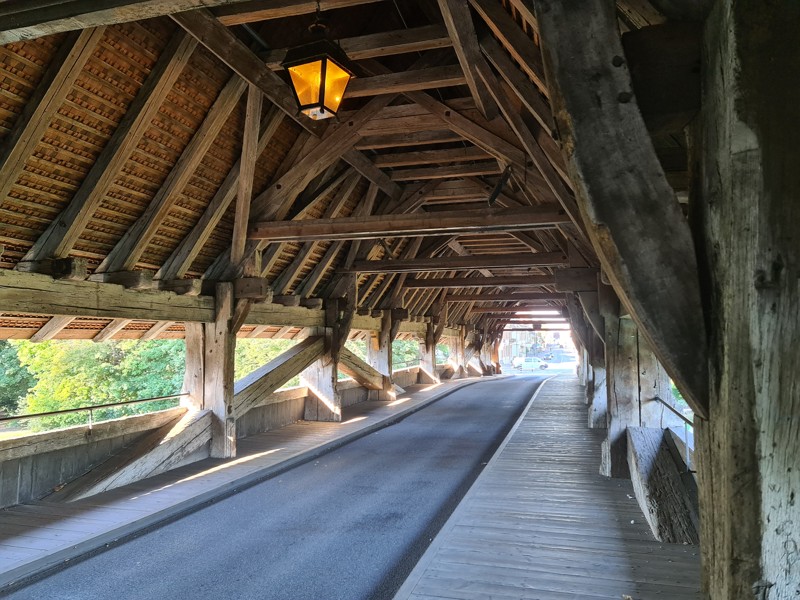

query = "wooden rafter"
[0,27,105,209]
[437,0,498,119]
[96,74,247,274]
[231,85,263,266]
[346,65,466,98]
[249,206,568,243]
[446,292,565,301]
[156,108,285,281]
[261,25,451,69]
[404,275,556,288]
[347,252,568,274]
[536,0,708,416]
[171,8,323,136]
[23,31,198,264]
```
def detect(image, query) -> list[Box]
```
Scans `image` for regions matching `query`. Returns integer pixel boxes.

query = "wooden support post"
[183,284,236,458]
[418,321,438,384]
[693,3,800,596]
[301,327,341,422]
[367,311,395,400]
[601,312,683,478]
[587,333,607,429]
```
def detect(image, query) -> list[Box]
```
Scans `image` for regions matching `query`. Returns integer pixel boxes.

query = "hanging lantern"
[281,6,355,120]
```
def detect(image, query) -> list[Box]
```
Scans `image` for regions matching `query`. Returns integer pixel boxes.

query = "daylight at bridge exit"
[0,1,796,599]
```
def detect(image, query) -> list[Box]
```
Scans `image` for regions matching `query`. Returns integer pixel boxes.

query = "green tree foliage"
[15,340,186,431]
[392,339,420,369]
[0,341,35,415]
[234,339,297,381]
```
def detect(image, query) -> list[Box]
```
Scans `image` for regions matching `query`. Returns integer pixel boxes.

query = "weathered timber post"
[366,310,395,400]
[600,289,682,478]
[418,320,438,384]
[453,326,468,378]
[301,295,352,422]
[587,333,607,429]
[301,326,340,422]
[693,3,800,597]
[182,283,236,458]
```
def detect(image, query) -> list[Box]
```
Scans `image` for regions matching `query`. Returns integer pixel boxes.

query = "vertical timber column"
[206,283,236,458]
[302,327,341,422]
[587,334,607,429]
[182,322,205,411]
[454,327,468,378]
[601,313,638,478]
[696,3,799,597]
[419,321,438,383]
[601,311,680,478]
[367,311,394,400]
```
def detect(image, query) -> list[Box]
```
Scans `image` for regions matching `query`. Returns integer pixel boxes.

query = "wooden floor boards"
[394,376,701,600]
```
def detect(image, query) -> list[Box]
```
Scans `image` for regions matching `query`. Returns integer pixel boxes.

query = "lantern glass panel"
[288,60,322,107]
[322,59,351,115]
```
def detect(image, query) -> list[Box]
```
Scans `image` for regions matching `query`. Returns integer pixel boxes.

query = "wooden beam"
[448,239,493,277]
[0,270,215,323]
[249,206,569,242]
[390,161,502,181]
[156,108,285,281]
[53,410,211,502]
[0,0,339,44]
[140,321,174,341]
[231,85,263,266]
[346,65,466,98]
[437,0,498,119]
[373,147,491,169]
[171,9,323,135]
[469,306,562,313]
[404,275,556,288]
[468,0,547,95]
[0,27,105,209]
[479,33,555,137]
[338,346,388,391]
[24,32,198,263]
[271,173,360,294]
[342,150,400,199]
[446,292,565,301]
[262,25,451,69]
[214,0,383,25]
[233,336,325,415]
[537,0,707,416]
[93,319,132,343]
[355,129,463,150]
[30,316,75,342]
[474,60,583,233]
[348,252,568,273]
[97,74,247,274]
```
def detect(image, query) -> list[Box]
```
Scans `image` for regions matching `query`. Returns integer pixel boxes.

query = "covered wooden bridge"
[0,1,796,598]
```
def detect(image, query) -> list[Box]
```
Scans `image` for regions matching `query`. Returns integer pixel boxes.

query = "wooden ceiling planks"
[0,0,683,341]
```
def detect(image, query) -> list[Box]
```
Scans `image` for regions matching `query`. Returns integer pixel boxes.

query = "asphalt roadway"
[5,375,544,600]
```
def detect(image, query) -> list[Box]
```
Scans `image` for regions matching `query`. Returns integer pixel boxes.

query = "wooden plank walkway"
[395,375,701,600]
[0,378,482,590]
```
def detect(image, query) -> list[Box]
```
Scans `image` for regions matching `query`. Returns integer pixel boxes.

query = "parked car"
[511,356,524,369]
[519,356,548,370]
